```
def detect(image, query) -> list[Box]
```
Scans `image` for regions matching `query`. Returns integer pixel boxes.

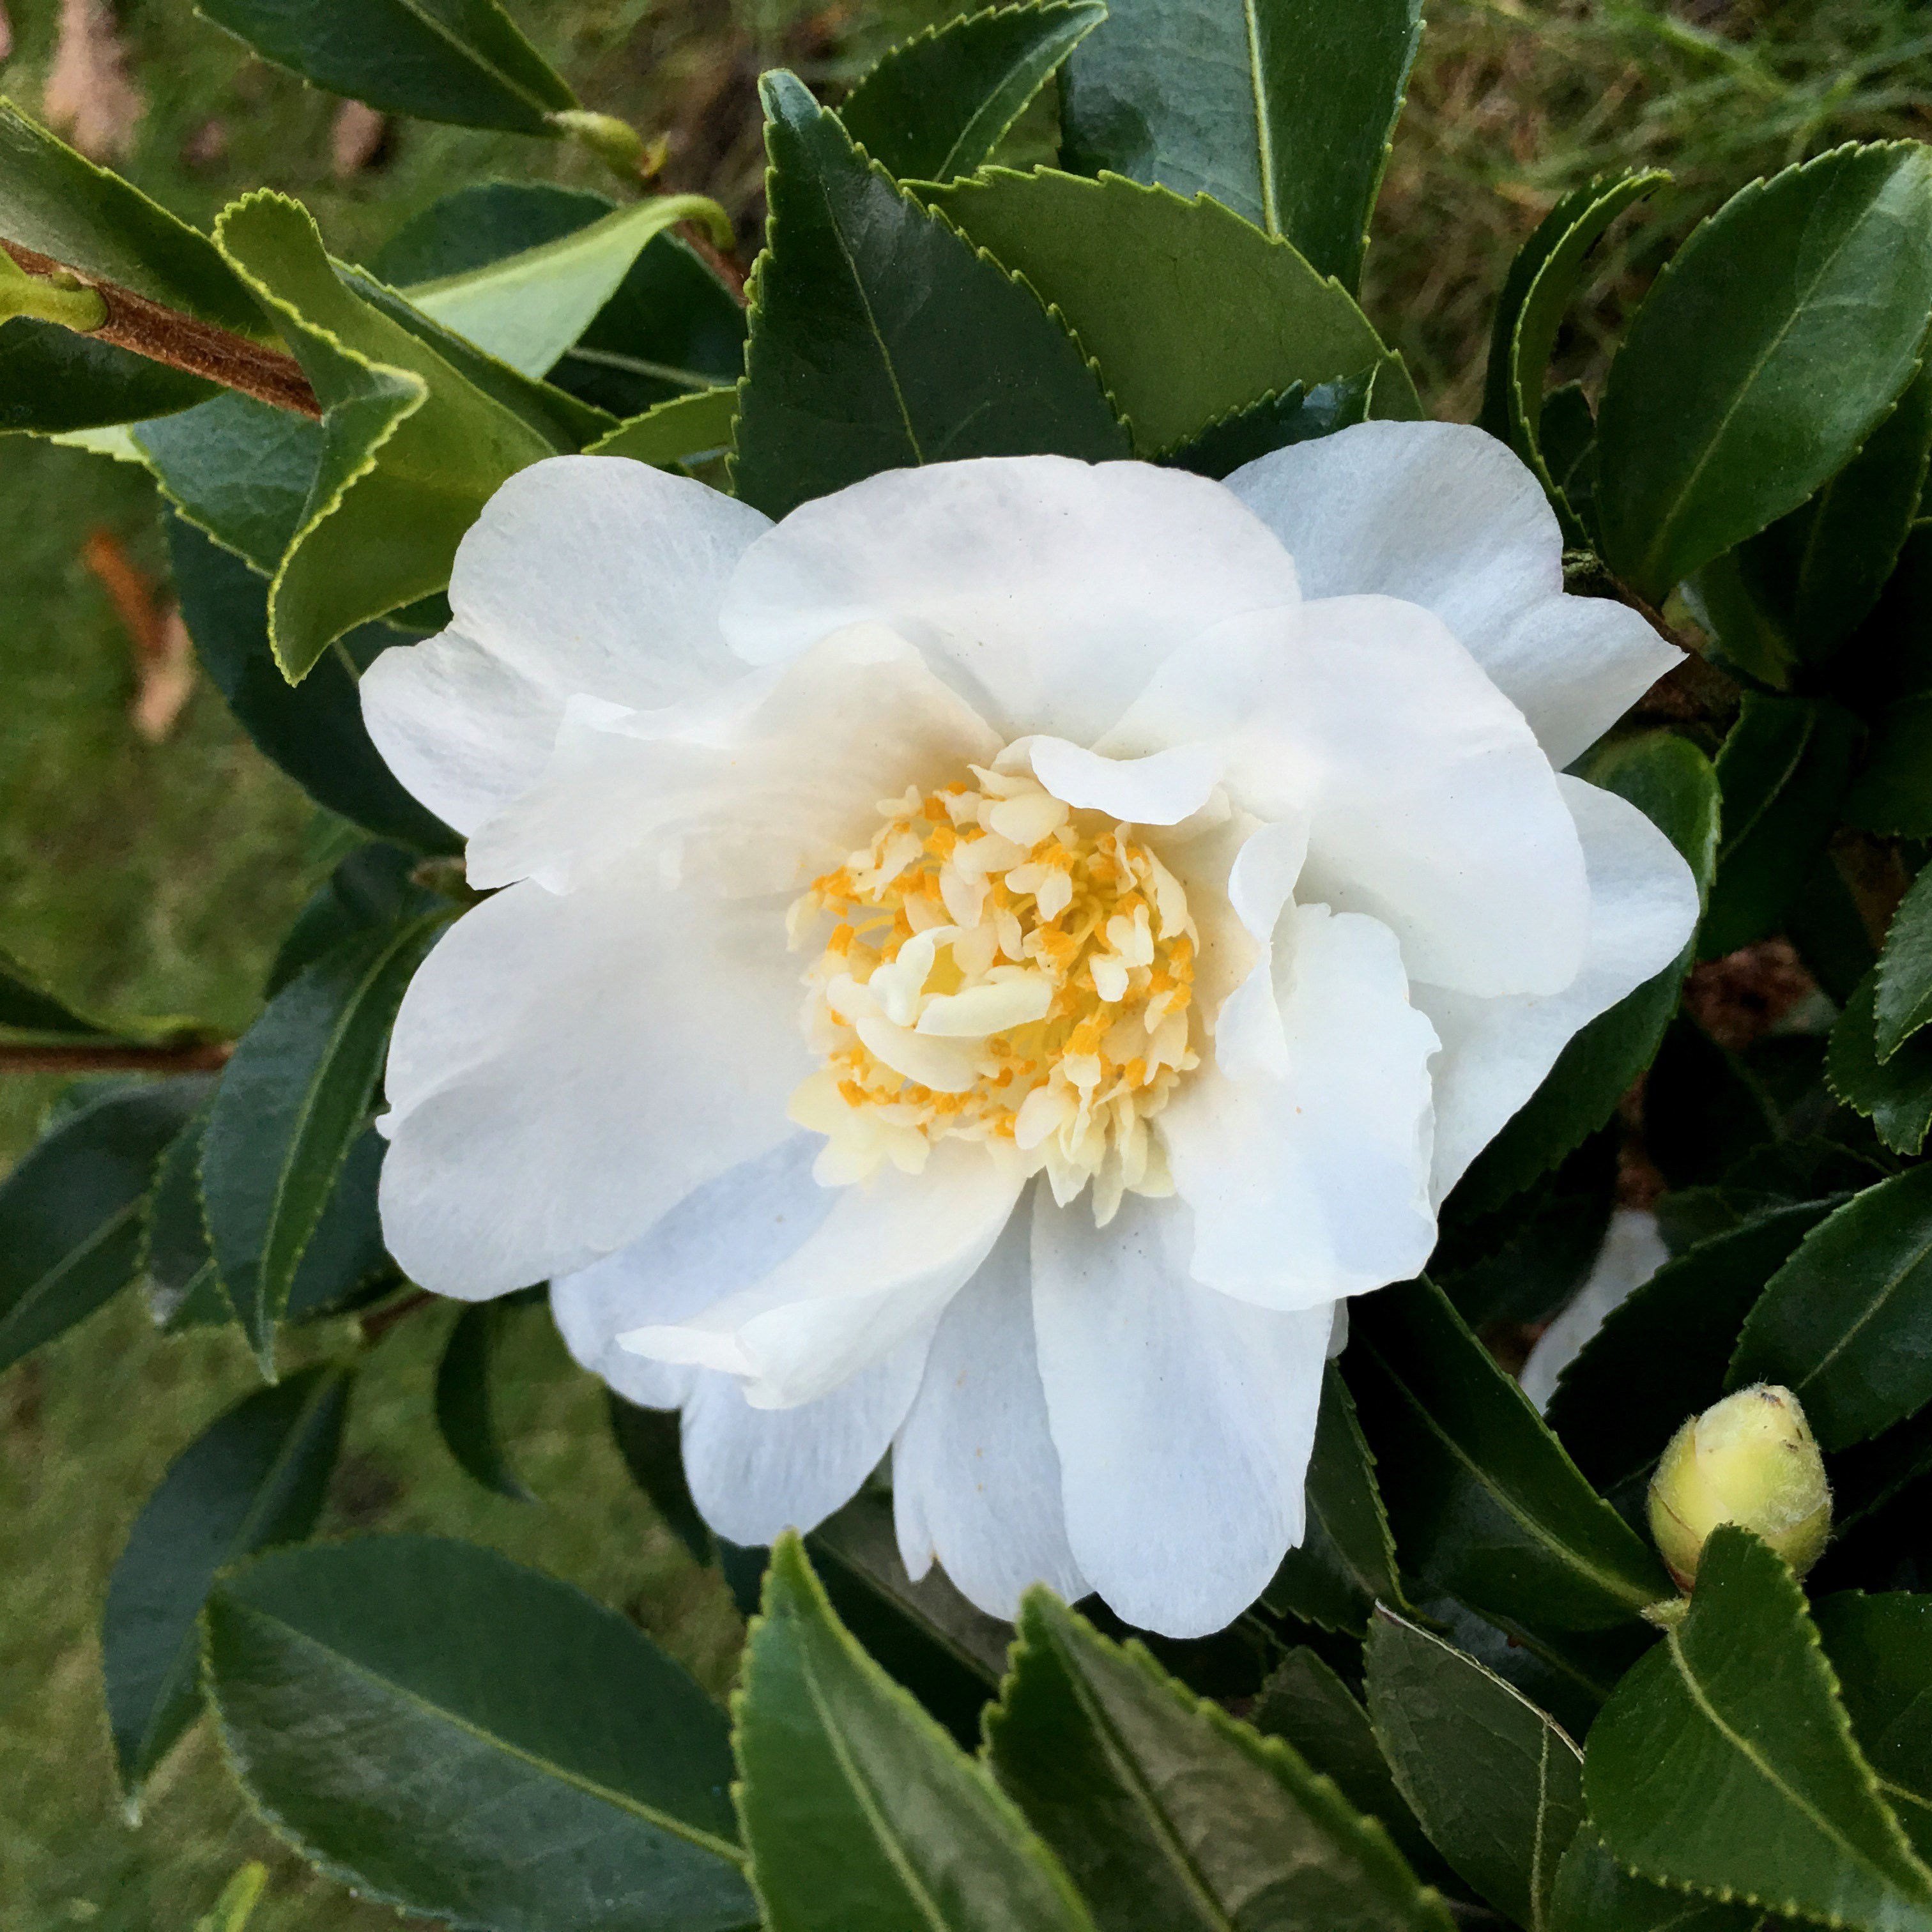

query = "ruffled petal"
[549,1135,834,1409]
[1226,421,1679,767]
[378,868,808,1298]
[719,457,1301,744]
[1025,737,1223,825]
[466,624,1002,894]
[361,456,770,832]
[680,1333,932,1546]
[1031,1190,1332,1638]
[1418,774,1701,1204]
[892,1204,1087,1618]
[1165,902,1439,1309]
[620,1142,1023,1409]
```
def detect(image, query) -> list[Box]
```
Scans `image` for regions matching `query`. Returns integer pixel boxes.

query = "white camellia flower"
[362,422,1698,1639]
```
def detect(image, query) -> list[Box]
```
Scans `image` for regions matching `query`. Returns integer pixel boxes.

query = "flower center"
[786,760,1199,1223]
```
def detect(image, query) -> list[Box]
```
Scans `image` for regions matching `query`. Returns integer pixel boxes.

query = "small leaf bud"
[1648,1383,1831,1591]
[548,109,651,179]
[0,249,107,334]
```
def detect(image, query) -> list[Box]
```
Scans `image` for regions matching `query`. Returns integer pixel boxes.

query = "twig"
[360,1288,435,1345]
[677,220,747,304]
[0,1036,233,1074]
[1,238,319,418]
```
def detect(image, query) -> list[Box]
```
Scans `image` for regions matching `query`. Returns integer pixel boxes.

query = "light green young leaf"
[588,385,737,467]
[194,1863,269,1932]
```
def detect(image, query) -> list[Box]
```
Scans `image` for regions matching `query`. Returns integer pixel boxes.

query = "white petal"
[549,1135,833,1409]
[362,457,770,834]
[719,457,1301,744]
[1212,815,1311,1084]
[1025,737,1223,826]
[622,1143,1022,1409]
[1418,774,1700,1204]
[1104,595,1590,999]
[893,1205,1087,1617]
[1031,1190,1332,1638]
[1227,422,1679,767]
[1520,1209,1669,1411]
[466,624,1001,894]
[378,868,808,1298]
[681,1333,931,1546]
[1166,903,1439,1309]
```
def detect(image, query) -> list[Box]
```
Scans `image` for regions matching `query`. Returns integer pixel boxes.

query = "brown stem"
[1,238,319,418]
[677,220,747,305]
[0,1036,233,1075]
[360,1288,435,1344]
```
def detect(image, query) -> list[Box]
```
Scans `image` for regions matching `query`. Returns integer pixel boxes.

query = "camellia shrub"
[6,0,1932,1927]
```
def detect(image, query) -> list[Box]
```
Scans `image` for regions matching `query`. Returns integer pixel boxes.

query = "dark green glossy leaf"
[0,1078,210,1374]
[841,2,1107,183]
[0,319,216,433]
[1549,1825,1763,1932]
[1816,1591,1932,1860]
[1586,1526,1932,1928]
[139,392,322,574]
[1541,383,1600,546]
[589,387,737,468]
[1702,693,1859,960]
[1261,1365,1402,1637]
[732,75,1126,519]
[1848,694,1932,838]
[988,1591,1453,1932]
[606,1392,712,1565]
[1161,371,1372,479]
[1545,1202,1838,1499]
[143,1105,225,1329]
[735,1533,1095,1932]
[1480,171,1667,541]
[167,517,457,851]
[1365,1607,1586,1931]
[1058,0,1423,288]
[0,944,108,1037]
[202,916,445,1375]
[1729,1167,1932,1450]
[1641,1016,1777,1192]
[1452,731,1719,1216]
[1249,1648,1450,1894]
[103,1367,349,1798]
[1597,143,1932,602]
[435,1300,535,1501]
[1832,966,1932,1156]
[920,167,1409,454]
[192,0,576,135]
[1347,1278,1671,1635]
[205,1535,752,1931]
[267,841,447,996]
[1878,862,1932,1061]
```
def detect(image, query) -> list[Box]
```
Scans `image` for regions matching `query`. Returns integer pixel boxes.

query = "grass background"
[2,0,1929,1922]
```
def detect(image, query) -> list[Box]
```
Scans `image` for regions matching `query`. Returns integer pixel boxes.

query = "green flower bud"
[1648,1383,1832,1591]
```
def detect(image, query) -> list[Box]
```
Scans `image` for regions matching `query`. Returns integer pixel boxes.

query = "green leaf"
[1542,383,1601,545]
[1249,1648,1449,1894]
[208,191,573,679]
[1878,861,1932,1061]
[1347,1277,1672,1635]
[1261,1363,1402,1637]
[919,167,1407,454]
[0,1078,210,1375]
[1545,1202,1839,1501]
[1702,693,1860,960]
[1480,172,1667,540]
[1549,1825,1764,1932]
[103,1367,349,1798]
[404,193,732,379]
[737,1533,1094,1932]
[204,1535,752,1931]
[1816,1591,1932,1860]
[588,385,738,467]
[0,321,217,434]
[1832,967,1932,1156]
[731,75,1127,520]
[1160,371,1373,480]
[268,841,447,996]
[194,1863,268,1932]
[606,1392,713,1565]
[192,0,577,135]
[435,1300,536,1501]
[1596,143,1932,602]
[0,98,268,332]
[167,517,457,851]
[1848,694,1932,839]
[201,916,445,1375]
[1452,731,1720,1217]
[986,1590,1453,1932]
[1585,1525,1932,1929]
[1729,1167,1932,1450]
[143,1105,225,1329]
[137,392,323,574]
[1365,1607,1586,1931]
[840,2,1107,183]
[0,944,109,1038]
[1057,0,1423,288]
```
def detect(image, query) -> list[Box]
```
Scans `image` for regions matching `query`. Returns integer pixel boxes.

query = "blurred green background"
[2,0,1929,1922]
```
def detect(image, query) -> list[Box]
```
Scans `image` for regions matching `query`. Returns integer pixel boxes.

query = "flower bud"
[1648,1384,1831,1590]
